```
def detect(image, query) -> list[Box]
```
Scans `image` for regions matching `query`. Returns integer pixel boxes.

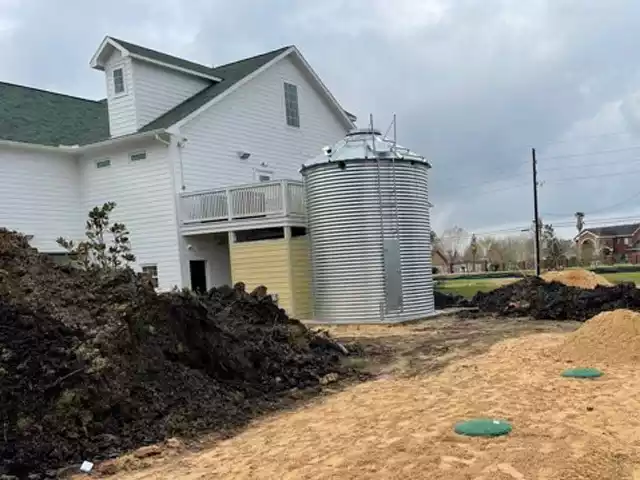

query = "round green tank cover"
[454,418,512,437]
[561,367,603,379]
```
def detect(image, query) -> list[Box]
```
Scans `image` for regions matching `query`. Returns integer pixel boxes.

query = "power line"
[537,145,640,161]
[539,156,640,172]
[542,189,640,218]
[540,168,640,184]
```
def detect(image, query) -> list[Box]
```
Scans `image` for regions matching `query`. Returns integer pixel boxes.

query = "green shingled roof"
[0,82,109,146]
[0,43,294,146]
[140,46,291,131]
[109,37,221,79]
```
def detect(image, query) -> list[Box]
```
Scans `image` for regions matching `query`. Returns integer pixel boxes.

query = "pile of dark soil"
[0,230,352,478]
[471,276,640,321]
[434,289,472,309]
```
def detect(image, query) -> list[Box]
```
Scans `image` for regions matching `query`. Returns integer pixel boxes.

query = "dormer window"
[113,67,125,94]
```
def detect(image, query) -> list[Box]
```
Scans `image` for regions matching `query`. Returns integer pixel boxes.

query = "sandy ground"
[75,316,640,480]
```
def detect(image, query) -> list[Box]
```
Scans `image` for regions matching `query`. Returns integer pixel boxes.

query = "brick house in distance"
[574,223,640,264]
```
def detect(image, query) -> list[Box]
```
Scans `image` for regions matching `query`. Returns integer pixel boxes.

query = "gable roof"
[0,81,109,146]
[141,46,290,132]
[578,223,640,238]
[2,39,354,148]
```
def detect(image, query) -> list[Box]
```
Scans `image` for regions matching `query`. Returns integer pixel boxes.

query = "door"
[189,260,207,293]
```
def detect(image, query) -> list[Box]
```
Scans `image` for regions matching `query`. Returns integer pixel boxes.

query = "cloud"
[2,0,640,236]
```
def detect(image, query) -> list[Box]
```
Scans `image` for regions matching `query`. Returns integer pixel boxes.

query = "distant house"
[574,223,640,264]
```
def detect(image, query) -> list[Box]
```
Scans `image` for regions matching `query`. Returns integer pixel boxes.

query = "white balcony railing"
[180,180,305,225]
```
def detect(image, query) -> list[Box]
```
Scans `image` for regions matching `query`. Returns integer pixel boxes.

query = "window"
[284,82,300,127]
[113,67,125,94]
[141,265,159,288]
[129,151,147,162]
[624,237,630,245]
[96,158,111,169]
[258,174,271,182]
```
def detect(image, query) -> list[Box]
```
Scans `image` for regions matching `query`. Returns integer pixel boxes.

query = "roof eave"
[72,128,168,153]
[90,36,128,71]
[289,46,355,130]
[127,53,222,82]
[0,129,167,154]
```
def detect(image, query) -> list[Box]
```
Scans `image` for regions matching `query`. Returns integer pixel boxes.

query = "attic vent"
[130,151,147,162]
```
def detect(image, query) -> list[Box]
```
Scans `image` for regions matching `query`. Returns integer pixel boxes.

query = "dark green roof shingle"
[109,37,221,79]
[0,82,109,146]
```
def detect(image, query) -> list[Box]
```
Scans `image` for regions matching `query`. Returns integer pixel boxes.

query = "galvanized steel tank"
[301,128,434,323]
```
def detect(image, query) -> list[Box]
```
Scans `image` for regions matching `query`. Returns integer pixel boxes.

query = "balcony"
[179,180,307,234]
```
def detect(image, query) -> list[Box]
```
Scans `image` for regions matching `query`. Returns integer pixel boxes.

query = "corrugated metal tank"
[301,128,434,323]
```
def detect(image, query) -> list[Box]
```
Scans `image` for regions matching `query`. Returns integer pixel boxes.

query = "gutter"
[0,129,166,155]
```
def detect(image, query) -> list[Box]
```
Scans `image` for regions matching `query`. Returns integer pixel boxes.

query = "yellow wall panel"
[230,239,293,312]
[289,237,313,319]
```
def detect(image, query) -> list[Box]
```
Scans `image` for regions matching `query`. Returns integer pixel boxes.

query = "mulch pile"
[471,276,640,321]
[0,230,353,478]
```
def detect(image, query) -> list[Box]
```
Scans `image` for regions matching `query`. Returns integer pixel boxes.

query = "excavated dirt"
[98,319,640,480]
[553,309,640,366]
[0,229,354,478]
[434,290,472,309]
[471,276,640,321]
[541,269,613,289]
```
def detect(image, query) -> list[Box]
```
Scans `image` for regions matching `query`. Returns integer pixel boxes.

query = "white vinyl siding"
[132,59,209,129]
[79,142,182,290]
[0,149,82,252]
[105,50,137,137]
[184,234,232,288]
[178,54,348,191]
[284,82,300,127]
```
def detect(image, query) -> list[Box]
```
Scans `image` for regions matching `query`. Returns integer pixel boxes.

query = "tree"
[441,226,468,272]
[542,223,563,269]
[430,230,438,245]
[469,234,478,268]
[575,212,585,234]
[57,202,136,270]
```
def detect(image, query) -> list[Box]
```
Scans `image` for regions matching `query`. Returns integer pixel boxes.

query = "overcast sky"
[2,0,640,239]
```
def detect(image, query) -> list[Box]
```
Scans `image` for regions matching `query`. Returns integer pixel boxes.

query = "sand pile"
[541,269,613,289]
[555,309,640,365]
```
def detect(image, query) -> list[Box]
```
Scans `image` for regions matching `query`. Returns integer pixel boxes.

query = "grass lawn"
[437,278,515,298]
[602,271,640,285]
[437,272,640,298]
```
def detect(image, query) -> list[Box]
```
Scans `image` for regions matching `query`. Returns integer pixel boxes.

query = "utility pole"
[532,147,541,276]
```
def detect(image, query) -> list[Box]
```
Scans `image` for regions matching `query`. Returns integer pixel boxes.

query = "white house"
[0,36,355,292]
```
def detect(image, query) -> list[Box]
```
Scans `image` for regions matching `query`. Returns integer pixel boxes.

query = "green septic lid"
[561,367,603,379]
[454,418,512,437]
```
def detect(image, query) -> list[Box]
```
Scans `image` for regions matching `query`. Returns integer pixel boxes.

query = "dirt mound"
[434,289,472,309]
[554,309,640,365]
[541,269,613,289]
[0,229,353,477]
[472,276,640,321]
